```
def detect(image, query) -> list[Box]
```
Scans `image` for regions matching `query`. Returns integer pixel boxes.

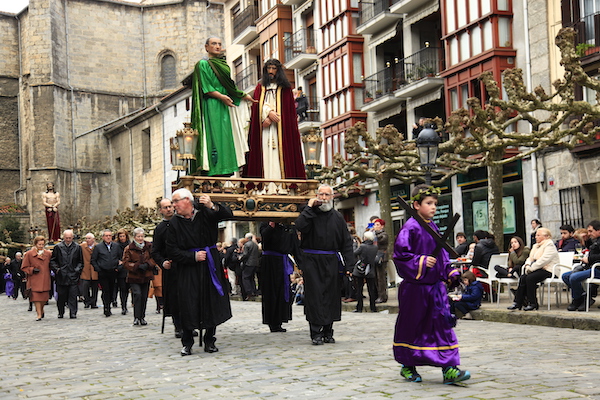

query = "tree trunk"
[378,172,394,257]
[487,162,504,250]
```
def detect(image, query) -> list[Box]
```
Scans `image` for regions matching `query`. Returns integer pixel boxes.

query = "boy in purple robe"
[393,184,471,384]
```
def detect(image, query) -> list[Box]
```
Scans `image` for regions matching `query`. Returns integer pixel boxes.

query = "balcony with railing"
[232,5,259,46]
[281,0,308,5]
[390,0,431,15]
[394,46,444,100]
[235,64,259,94]
[298,95,321,134]
[361,67,403,112]
[357,0,402,35]
[284,29,318,70]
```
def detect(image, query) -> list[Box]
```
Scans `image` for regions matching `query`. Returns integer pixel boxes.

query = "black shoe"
[112,301,118,308]
[192,330,199,337]
[104,310,112,317]
[323,336,335,344]
[568,296,585,311]
[507,303,522,310]
[121,309,127,315]
[70,314,76,319]
[133,318,140,326]
[352,309,361,313]
[523,304,539,311]
[84,304,91,309]
[28,304,32,311]
[312,337,324,345]
[578,297,595,312]
[58,314,64,319]
[269,326,287,332]
[175,330,183,339]
[140,318,147,326]
[204,343,218,353]
[91,305,99,309]
[181,346,192,356]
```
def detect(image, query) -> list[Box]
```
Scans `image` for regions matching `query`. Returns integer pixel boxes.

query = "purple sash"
[262,250,294,302]
[190,245,224,296]
[302,249,345,274]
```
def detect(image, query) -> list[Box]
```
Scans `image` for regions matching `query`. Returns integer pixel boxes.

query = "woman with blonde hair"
[21,236,52,321]
[508,227,559,311]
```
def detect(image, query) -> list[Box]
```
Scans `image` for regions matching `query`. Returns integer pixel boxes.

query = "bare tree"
[438,27,600,248]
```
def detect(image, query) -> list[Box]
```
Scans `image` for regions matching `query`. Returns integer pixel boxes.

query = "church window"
[161,55,177,89]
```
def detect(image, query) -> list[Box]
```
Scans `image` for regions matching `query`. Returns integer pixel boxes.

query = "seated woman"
[450,271,483,320]
[495,236,530,278]
[508,228,559,311]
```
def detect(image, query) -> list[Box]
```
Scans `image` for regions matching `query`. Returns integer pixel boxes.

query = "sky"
[0,0,29,13]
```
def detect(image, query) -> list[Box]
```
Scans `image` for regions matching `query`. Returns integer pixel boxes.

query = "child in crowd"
[450,271,483,320]
[393,184,471,385]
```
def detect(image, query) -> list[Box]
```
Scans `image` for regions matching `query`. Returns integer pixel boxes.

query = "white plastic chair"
[539,252,574,310]
[584,262,600,311]
[472,253,508,303]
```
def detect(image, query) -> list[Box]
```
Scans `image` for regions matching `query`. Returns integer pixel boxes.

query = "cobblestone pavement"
[1,295,600,399]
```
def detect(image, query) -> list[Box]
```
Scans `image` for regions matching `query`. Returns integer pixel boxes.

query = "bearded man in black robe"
[295,184,354,345]
[259,221,301,333]
[167,188,233,356]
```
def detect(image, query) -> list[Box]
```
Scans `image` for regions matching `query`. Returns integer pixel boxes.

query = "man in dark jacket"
[10,252,24,300]
[240,233,260,300]
[555,224,579,252]
[91,229,122,317]
[51,229,83,318]
[471,230,500,269]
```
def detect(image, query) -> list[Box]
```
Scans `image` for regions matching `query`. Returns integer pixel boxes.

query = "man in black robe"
[259,221,300,333]
[295,184,354,345]
[152,198,184,338]
[167,188,233,356]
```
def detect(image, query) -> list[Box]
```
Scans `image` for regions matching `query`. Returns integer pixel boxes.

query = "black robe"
[166,204,233,330]
[152,219,178,319]
[295,206,354,326]
[259,222,300,326]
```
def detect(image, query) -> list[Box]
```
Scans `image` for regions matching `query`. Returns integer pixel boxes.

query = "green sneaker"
[443,366,471,384]
[400,366,422,382]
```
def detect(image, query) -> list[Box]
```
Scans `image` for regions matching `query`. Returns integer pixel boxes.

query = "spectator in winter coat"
[450,271,483,320]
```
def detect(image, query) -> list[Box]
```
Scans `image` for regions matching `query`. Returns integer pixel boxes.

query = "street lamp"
[302,128,323,179]
[174,122,199,176]
[416,124,440,185]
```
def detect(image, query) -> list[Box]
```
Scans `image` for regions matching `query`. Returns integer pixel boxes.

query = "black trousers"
[241,265,257,298]
[130,282,150,320]
[182,326,216,348]
[81,279,98,307]
[309,322,333,339]
[515,269,552,307]
[98,271,117,312]
[57,284,79,316]
[113,276,129,309]
[355,276,378,312]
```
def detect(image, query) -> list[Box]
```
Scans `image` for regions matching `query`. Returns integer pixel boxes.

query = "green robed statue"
[191,37,256,176]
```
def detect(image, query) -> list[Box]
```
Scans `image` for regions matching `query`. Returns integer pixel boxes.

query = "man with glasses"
[295,185,354,345]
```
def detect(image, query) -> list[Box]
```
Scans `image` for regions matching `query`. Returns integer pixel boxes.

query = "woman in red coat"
[123,227,156,326]
[22,236,52,321]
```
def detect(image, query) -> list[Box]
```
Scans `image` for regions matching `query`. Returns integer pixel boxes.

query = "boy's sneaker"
[400,366,422,382]
[442,366,470,384]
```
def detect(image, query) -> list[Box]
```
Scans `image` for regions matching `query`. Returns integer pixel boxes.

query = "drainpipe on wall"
[523,0,540,219]
[141,7,147,108]
[155,105,169,198]
[65,0,78,217]
[13,14,26,205]
[124,123,135,208]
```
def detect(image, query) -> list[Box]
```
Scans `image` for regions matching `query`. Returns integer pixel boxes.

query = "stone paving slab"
[1,295,600,399]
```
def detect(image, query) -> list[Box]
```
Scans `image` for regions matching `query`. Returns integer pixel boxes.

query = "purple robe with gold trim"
[392,217,461,367]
